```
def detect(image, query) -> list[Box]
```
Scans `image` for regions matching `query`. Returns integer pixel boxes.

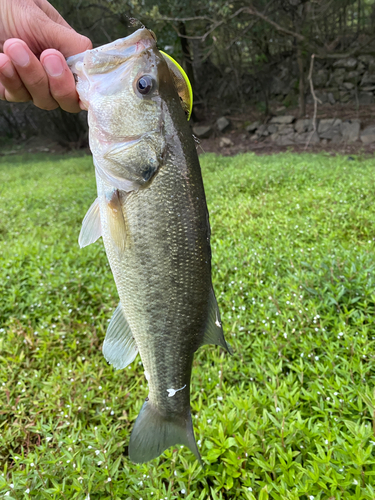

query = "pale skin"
[0,0,92,112]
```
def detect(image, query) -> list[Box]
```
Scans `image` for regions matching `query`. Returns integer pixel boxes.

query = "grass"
[1,151,375,499]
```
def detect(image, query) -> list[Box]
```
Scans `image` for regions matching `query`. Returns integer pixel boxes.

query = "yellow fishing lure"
[160,51,193,120]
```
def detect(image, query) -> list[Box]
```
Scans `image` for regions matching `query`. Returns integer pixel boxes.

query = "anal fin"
[79,198,102,248]
[198,288,232,354]
[102,303,138,369]
[128,400,202,465]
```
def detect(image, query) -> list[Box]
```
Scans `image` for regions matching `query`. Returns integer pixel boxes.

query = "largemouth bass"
[67,28,230,464]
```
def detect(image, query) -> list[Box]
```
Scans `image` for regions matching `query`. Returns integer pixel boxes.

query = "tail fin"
[128,400,202,465]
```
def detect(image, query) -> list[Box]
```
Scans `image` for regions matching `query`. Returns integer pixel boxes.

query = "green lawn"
[1,151,375,499]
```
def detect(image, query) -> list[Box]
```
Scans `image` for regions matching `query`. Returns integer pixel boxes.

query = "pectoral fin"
[79,198,102,248]
[106,189,127,254]
[103,303,138,369]
[198,288,232,354]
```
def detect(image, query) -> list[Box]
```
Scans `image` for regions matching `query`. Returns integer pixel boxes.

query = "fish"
[67,28,231,465]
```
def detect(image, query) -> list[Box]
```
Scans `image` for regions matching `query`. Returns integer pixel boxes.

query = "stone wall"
[245,116,375,146]
[267,54,375,106]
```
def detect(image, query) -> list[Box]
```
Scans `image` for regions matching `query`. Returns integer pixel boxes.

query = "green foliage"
[1,152,375,498]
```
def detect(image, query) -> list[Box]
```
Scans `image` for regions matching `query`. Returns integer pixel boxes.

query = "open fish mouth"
[66,29,156,76]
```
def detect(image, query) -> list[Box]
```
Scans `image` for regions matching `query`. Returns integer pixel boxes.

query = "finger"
[0,82,6,100]
[34,0,73,29]
[40,49,81,113]
[4,39,58,110]
[0,53,32,102]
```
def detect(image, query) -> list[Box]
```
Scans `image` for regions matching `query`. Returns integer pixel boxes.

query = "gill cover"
[160,51,193,120]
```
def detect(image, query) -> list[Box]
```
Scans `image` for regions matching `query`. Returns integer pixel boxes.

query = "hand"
[0,0,92,112]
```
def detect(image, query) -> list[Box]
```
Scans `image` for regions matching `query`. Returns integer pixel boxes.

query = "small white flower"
[30,463,35,467]
[181,489,186,494]
[353,479,358,485]
[107,478,111,482]
[26,489,30,494]
[276,407,281,412]
[248,487,253,491]
[10,484,14,489]
[309,496,314,500]
[95,450,100,455]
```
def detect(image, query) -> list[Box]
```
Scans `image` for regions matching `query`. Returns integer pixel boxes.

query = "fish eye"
[136,75,154,96]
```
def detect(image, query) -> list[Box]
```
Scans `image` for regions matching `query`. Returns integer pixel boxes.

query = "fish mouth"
[67,28,155,75]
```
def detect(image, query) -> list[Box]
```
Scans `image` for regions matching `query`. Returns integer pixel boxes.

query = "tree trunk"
[178,22,195,89]
[297,44,306,118]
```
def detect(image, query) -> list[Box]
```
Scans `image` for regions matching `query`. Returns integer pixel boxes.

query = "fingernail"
[7,42,30,67]
[43,55,64,77]
[0,61,14,78]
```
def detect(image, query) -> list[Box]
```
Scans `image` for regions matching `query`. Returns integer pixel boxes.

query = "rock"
[357,62,366,73]
[313,69,329,87]
[269,133,279,142]
[341,120,360,142]
[276,133,295,146]
[328,92,336,105]
[339,91,352,103]
[267,124,278,134]
[331,68,346,86]
[315,91,328,104]
[358,55,375,65]
[269,115,294,125]
[257,124,269,137]
[295,119,314,134]
[294,118,314,134]
[333,58,358,69]
[216,116,231,132]
[343,82,355,90]
[358,92,374,105]
[219,137,234,148]
[331,134,342,144]
[192,125,213,139]
[318,118,342,140]
[294,131,320,145]
[249,134,258,141]
[346,70,360,84]
[270,77,290,95]
[360,126,375,145]
[245,121,260,133]
[360,72,375,86]
[278,125,295,135]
